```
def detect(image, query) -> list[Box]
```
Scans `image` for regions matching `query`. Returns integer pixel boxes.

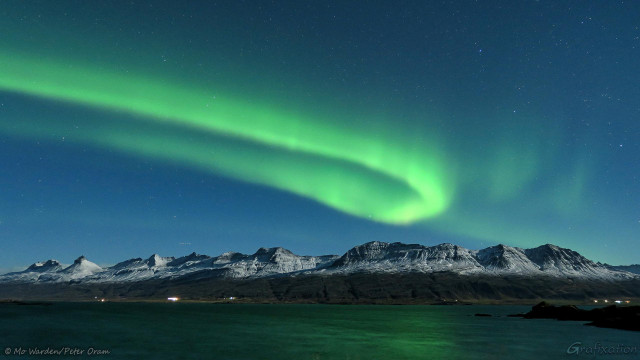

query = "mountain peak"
[167,252,210,267]
[524,244,601,275]
[255,247,290,254]
[26,260,62,272]
[147,254,171,267]
[476,245,539,272]
[62,256,103,280]
[253,247,296,263]
[359,241,390,248]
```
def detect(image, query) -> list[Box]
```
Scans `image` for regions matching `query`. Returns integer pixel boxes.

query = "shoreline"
[2,297,637,306]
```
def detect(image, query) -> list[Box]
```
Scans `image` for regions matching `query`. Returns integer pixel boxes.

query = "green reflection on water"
[0,303,458,360]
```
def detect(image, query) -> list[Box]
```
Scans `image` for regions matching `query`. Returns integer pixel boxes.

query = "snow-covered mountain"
[476,244,541,273]
[606,264,640,275]
[1,260,66,283]
[323,242,633,280]
[59,256,103,280]
[328,242,482,273]
[0,242,635,284]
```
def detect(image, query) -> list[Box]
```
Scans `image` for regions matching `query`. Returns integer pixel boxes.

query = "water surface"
[0,303,637,359]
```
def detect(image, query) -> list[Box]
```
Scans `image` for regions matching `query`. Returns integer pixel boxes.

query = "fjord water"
[0,303,637,359]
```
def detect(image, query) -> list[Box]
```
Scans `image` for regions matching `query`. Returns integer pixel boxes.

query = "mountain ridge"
[1,241,636,284]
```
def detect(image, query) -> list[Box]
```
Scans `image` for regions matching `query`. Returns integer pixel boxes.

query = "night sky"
[1,1,639,272]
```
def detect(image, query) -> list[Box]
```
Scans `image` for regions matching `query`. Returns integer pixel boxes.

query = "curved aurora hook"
[0,53,452,224]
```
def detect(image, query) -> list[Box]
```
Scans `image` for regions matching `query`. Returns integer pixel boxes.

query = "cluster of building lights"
[593,299,631,304]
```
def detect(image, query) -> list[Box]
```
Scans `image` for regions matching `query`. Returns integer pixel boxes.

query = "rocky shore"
[512,301,640,331]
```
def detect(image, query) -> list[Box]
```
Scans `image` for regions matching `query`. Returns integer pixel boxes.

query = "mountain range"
[1,241,637,284]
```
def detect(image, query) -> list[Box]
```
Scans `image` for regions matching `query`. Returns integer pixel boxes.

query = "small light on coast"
[167,297,179,302]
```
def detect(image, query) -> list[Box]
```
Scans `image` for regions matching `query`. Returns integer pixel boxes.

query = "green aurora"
[0,53,452,224]
[0,2,640,270]
[0,51,595,240]
[2,0,639,267]
[0,47,609,257]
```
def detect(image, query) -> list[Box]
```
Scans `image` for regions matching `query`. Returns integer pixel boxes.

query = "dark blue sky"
[1,1,638,272]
